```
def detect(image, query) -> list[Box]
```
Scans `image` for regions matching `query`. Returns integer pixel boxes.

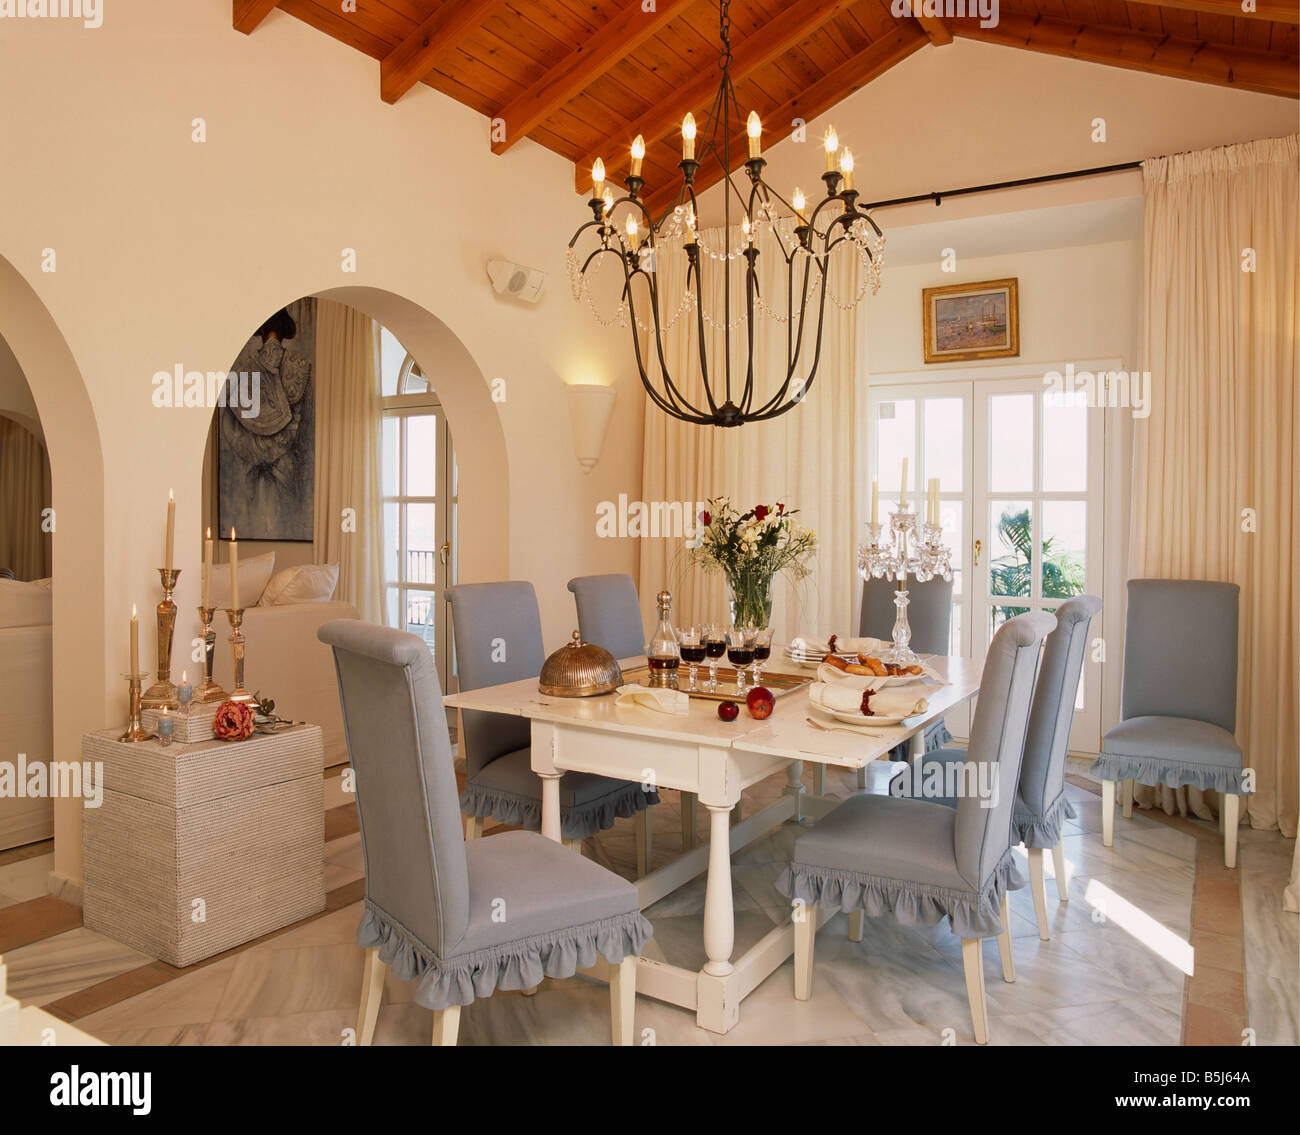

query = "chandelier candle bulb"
[602,188,614,216]
[824,126,839,171]
[592,158,606,200]
[792,187,807,223]
[746,111,762,159]
[839,148,855,192]
[625,213,639,250]
[630,135,646,178]
[682,112,696,160]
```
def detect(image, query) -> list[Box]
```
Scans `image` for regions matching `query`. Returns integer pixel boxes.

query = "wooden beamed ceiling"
[236,0,1298,203]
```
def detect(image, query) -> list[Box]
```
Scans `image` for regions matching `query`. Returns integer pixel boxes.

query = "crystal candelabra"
[857,502,954,666]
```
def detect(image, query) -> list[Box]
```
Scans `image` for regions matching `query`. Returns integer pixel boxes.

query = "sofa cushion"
[208,551,275,609]
[260,563,339,605]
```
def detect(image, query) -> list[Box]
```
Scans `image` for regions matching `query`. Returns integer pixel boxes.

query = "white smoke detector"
[487,260,547,304]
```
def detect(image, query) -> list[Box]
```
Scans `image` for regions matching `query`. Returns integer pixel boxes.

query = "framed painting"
[922,278,1019,364]
[217,298,316,541]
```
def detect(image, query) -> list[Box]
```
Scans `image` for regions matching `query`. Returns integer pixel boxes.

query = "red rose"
[753,505,769,521]
[213,699,256,741]
[699,510,711,526]
[776,501,785,515]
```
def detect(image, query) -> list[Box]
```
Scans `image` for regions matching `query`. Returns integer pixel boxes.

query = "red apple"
[746,686,775,719]
[717,700,740,722]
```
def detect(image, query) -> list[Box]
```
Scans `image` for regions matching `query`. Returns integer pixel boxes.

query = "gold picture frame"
[922,277,1019,364]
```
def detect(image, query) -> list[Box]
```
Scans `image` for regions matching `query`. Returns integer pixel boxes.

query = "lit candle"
[602,188,614,217]
[926,478,935,524]
[592,158,606,200]
[824,126,839,172]
[158,708,174,745]
[229,527,239,610]
[933,477,941,526]
[625,213,639,250]
[742,216,752,245]
[900,458,908,509]
[165,489,175,572]
[871,479,879,528]
[746,111,762,160]
[839,148,854,192]
[130,603,139,675]
[630,135,645,178]
[203,527,213,610]
[178,670,193,713]
[792,187,807,224]
[682,113,696,160]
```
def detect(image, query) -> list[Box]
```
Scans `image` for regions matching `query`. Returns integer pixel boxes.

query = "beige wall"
[0,0,644,888]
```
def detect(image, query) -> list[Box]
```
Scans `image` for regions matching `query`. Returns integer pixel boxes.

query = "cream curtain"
[0,417,52,580]
[1130,135,1299,836]
[313,299,384,623]
[638,221,871,641]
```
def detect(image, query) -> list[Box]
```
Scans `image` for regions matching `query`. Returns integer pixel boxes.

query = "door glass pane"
[382,502,399,585]
[876,399,915,493]
[406,591,436,657]
[949,602,962,657]
[1041,501,1087,600]
[385,587,399,627]
[989,605,1031,637]
[989,500,1033,601]
[1042,391,1088,492]
[406,414,438,497]
[382,415,399,498]
[937,499,963,599]
[989,394,1034,493]
[923,397,964,491]
[380,328,404,397]
[405,503,438,584]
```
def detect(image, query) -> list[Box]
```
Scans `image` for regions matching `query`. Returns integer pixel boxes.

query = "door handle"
[973,538,982,566]
[438,542,450,566]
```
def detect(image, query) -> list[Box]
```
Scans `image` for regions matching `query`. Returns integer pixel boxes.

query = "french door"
[867,375,1104,753]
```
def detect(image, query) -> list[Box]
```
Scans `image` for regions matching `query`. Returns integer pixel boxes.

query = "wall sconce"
[566,382,617,474]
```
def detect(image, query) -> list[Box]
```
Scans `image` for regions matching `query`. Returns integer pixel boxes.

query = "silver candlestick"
[857,502,953,666]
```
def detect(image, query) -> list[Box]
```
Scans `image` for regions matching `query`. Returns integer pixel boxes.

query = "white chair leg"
[1121,777,1134,819]
[464,814,483,840]
[609,955,637,1046]
[680,791,697,849]
[1028,848,1050,941]
[1101,779,1115,847]
[1051,840,1069,903]
[1219,804,1225,834]
[961,938,989,1045]
[847,909,864,942]
[794,903,818,1001]
[635,808,652,877]
[1223,792,1240,869]
[357,946,386,1046]
[996,893,1016,982]
[431,1006,460,1046]
[812,763,826,797]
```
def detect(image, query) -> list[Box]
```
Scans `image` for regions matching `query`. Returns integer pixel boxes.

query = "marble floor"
[1,761,1296,1046]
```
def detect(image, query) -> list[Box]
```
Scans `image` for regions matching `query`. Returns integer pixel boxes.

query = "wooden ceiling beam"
[381,0,502,105]
[491,0,698,156]
[950,13,1297,98]
[232,0,279,35]
[574,0,858,191]
[915,16,954,46]
[641,24,929,219]
[1120,0,1298,24]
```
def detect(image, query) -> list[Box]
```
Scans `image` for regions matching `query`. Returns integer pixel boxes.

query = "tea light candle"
[177,670,193,713]
[157,709,174,746]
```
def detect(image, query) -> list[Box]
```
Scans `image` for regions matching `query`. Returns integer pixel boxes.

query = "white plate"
[808,689,910,727]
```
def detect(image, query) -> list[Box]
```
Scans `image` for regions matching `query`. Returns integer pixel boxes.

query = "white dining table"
[442,652,982,1034]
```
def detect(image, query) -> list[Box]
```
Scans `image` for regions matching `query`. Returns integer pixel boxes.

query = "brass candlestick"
[225,607,254,703]
[119,673,155,743]
[196,605,228,703]
[141,567,181,711]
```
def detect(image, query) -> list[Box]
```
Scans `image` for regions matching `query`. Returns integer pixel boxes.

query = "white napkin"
[812,682,930,719]
[789,634,888,656]
[615,684,689,715]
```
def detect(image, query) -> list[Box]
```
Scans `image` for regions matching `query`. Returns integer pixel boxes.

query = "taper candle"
[130,604,139,674]
[899,458,908,509]
[229,527,239,610]
[203,527,213,610]
[165,489,175,572]
[871,479,879,528]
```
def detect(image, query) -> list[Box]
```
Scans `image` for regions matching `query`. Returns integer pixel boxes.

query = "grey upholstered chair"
[318,619,651,1045]
[447,581,657,857]
[893,595,1102,940]
[1092,579,1246,867]
[779,610,1055,1045]
[860,574,955,759]
[567,573,646,659]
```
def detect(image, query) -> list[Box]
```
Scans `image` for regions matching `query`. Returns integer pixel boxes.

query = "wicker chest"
[82,724,325,967]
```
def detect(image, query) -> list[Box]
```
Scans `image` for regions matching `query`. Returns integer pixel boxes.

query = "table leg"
[540,772,563,843]
[783,759,806,824]
[909,730,926,762]
[701,804,735,978]
[812,763,826,798]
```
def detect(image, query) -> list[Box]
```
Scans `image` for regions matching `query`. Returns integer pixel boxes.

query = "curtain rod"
[863,161,1143,211]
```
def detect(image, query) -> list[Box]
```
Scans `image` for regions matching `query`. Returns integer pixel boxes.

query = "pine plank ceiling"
[233,0,1298,215]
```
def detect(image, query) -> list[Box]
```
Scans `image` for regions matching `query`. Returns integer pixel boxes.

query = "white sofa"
[0,579,53,850]
[211,598,359,770]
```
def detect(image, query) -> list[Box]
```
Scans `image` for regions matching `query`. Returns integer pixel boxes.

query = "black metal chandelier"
[566,0,885,428]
